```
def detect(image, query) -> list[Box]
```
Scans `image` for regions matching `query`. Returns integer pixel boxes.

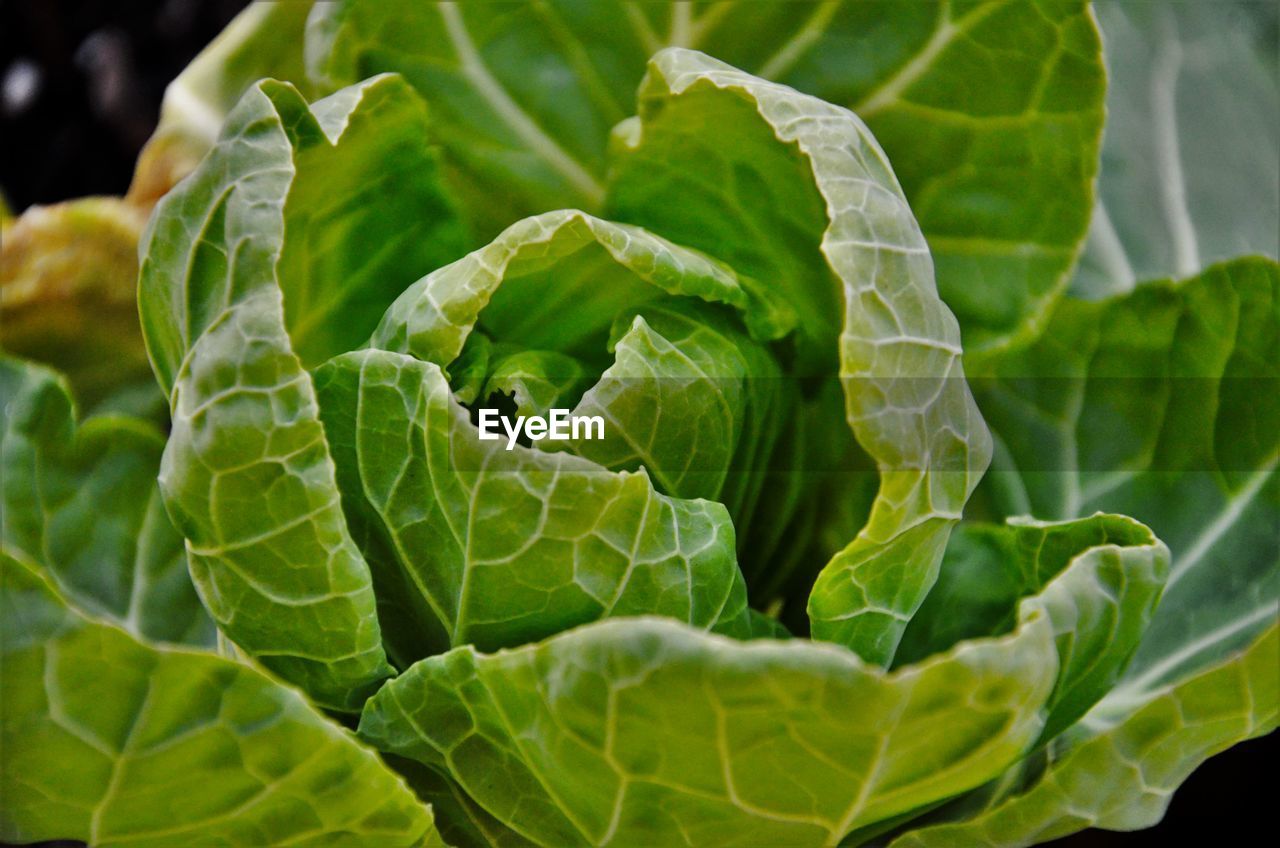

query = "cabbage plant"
[1,2,1275,846]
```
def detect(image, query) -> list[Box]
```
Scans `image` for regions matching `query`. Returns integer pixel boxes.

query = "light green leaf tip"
[370,208,793,364]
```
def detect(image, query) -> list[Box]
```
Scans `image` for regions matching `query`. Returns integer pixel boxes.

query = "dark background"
[0,0,249,209]
[0,1,1274,846]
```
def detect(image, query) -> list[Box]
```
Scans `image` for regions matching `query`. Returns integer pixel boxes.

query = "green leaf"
[904,257,1280,843]
[360,610,1058,848]
[670,0,1106,349]
[312,348,751,663]
[564,308,744,501]
[0,554,442,847]
[971,258,1279,525]
[370,208,792,365]
[356,506,1173,845]
[0,356,211,646]
[967,257,1278,578]
[599,48,992,662]
[308,0,1104,343]
[129,1,317,204]
[481,348,591,419]
[897,515,1169,743]
[308,0,613,233]
[548,299,798,596]
[746,608,793,640]
[741,378,879,612]
[563,300,784,507]
[138,74,468,709]
[368,207,795,577]
[384,756,539,848]
[1073,1,1280,298]
[888,624,1278,847]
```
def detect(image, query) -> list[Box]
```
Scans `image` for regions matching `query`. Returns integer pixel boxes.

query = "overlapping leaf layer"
[2,3,1275,847]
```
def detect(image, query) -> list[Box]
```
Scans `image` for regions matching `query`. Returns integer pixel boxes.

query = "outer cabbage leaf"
[712,0,1105,348]
[357,507,1168,847]
[1074,1,1280,297]
[889,624,1277,847]
[307,0,1104,345]
[600,48,991,663]
[893,257,1279,844]
[137,74,468,709]
[360,610,1057,848]
[0,356,211,646]
[967,259,1278,666]
[0,554,442,847]
[383,755,538,848]
[313,348,751,664]
[0,199,158,414]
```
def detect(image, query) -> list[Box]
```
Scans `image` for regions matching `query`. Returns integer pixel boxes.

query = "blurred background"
[0,2,1272,846]
[0,0,246,211]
